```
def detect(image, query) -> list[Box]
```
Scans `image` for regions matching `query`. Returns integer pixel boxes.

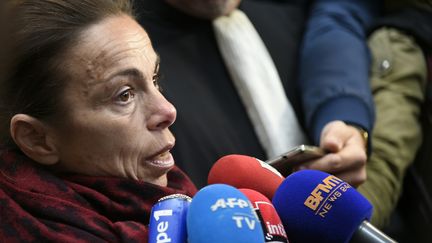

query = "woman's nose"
[147,92,177,130]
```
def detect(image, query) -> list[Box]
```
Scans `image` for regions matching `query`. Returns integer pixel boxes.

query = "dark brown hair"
[0,0,133,147]
[0,1,11,92]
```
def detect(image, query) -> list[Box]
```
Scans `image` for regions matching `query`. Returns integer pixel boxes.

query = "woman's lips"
[146,150,175,169]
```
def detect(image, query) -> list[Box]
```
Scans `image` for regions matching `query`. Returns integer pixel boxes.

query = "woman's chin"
[141,162,175,187]
[145,174,169,187]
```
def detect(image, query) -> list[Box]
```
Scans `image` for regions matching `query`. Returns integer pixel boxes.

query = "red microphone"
[240,189,288,243]
[207,154,284,199]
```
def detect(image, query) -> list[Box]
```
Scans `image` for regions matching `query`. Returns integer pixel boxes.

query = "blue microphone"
[272,170,396,243]
[187,184,265,243]
[148,194,191,243]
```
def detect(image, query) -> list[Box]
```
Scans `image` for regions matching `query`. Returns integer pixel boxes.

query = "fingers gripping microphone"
[187,184,265,243]
[240,189,289,243]
[148,194,191,243]
[272,170,397,243]
[208,154,284,199]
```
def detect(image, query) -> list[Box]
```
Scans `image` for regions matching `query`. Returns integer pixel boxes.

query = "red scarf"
[0,148,197,242]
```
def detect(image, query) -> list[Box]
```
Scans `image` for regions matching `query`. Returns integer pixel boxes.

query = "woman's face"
[52,15,177,186]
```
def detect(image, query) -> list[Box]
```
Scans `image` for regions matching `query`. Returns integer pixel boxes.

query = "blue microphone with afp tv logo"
[148,194,192,243]
[187,184,265,243]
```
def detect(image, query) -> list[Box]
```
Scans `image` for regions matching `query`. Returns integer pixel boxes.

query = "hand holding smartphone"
[266,145,326,176]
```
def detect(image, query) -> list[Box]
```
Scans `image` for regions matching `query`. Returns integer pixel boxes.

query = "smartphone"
[266,145,326,175]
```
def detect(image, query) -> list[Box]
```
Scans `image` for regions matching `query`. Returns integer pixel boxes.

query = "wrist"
[347,124,369,153]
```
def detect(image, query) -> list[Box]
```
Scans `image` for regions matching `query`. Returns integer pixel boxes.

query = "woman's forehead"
[78,15,154,60]
[66,15,157,83]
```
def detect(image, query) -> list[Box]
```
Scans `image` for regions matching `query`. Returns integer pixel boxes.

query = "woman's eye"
[152,72,162,91]
[117,88,135,103]
[153,79,160,89]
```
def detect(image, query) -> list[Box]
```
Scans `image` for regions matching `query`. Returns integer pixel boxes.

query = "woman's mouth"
[146,149,175,170]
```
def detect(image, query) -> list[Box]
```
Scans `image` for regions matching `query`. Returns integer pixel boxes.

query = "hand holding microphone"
[208,154,396,243]
[303,121,369,187]
[264,121,368,188]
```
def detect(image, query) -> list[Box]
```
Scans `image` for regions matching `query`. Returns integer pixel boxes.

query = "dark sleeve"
[298,0,382,147]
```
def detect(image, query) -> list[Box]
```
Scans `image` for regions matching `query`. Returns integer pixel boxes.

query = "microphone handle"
[351,220,398,243]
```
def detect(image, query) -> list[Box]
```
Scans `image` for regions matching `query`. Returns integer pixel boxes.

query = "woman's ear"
[10,114,59,165]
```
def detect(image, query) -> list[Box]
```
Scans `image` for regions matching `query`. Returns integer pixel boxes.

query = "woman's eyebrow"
[154,54,160,74]
[109,68,144,81]
[106,55,160,82]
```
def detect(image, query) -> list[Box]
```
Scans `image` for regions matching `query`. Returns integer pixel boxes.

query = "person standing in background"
[134,0,380,188]
[357,0,432,237]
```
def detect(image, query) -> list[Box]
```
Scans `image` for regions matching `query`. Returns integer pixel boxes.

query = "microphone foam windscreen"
[187,184,265,243]
[240,188,288,242]
[272,170,373,243]
[208,154,284,199]
[148,194,191,243]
